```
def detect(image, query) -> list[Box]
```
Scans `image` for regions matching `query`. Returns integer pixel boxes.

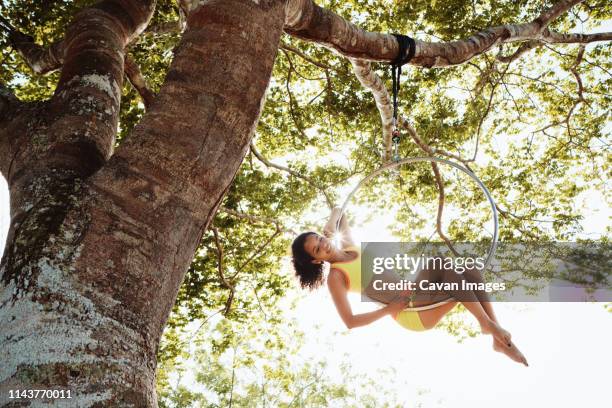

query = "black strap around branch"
[391,34,416,67]
[390,34,416,150]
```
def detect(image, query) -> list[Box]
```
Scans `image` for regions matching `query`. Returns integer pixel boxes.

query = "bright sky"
[291,291,611,407]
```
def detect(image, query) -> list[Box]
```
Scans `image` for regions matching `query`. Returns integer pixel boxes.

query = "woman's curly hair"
[291,232,325,290]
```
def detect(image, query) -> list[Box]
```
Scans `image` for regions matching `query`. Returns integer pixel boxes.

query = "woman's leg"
[460,269,528,365]
[415,264,512,346]
[416,269,502,330]
[417,300,458,329]
[413,265,528,365]
[462,268,499,323]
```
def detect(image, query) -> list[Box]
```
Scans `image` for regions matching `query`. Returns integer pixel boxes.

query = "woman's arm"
[337,211,355,248]
[327,269,406,329]
[322,207,342,238]
[323,207,355,248]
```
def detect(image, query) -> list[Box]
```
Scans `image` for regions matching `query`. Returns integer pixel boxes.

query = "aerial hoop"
[338,156,499,271]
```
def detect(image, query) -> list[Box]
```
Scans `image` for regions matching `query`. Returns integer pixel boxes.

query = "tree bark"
[0,0,285,406]
[284,0,610,66]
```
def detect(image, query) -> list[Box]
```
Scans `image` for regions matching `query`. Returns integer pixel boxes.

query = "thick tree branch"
[284,0,397,61]
[250,141,335,209]
[10,40,64,75]
[5,0,157,220]
[349,58,394,161]
[532,0,584,29]
[83,0,287,343]
[5,27,156,110]
[2,8,158,110]
[345,51,476,166]
[50,0,155,159]
[345,51,478,171]
[542,29,612,44]
[2,0,160,75]
[0,15,64,74]
[284,0,608,67]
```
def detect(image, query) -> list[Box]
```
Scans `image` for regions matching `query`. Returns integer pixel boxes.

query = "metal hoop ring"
[339,157,499,271]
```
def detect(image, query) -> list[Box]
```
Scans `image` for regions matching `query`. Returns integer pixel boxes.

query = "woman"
[292,207,528,366]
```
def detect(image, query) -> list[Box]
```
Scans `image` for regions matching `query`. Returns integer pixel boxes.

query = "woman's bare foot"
[481,320,512,347]
[493,339,529,367]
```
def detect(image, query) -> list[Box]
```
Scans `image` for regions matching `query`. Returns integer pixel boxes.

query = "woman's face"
[303,233,334,263]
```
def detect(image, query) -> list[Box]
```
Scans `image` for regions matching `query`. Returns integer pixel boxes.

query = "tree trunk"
[0,0,285,406]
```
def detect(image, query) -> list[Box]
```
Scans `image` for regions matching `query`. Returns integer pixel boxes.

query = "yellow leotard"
[330,245,426,332]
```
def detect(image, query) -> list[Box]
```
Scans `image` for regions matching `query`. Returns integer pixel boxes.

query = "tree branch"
[345,52,477,166]
[124,53,155,109]
[3,0,157,218]
[570,46,586,104]
[0,15,64,74]
[399,117,474,165]
[533,45,587,138]
[284,0,609,67]
[2,8,157,110]
[250,141,335,209]
[11,39,64,75]
[1,0,162,76]
[430,162,459,257]
[349,58,393,161]
[231,226,282,280]
[284,0,398,61]
[338,53,479,250]
[542,29,612,44]
[280,43,336,71]
[280,48,311,141]
[496,40,541,63]
[217,206,296,234]
[397,119,459,255]
[532,0,584,29]
[4,27,155,110]
[50,0,155,160]
[211,226,235,316]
